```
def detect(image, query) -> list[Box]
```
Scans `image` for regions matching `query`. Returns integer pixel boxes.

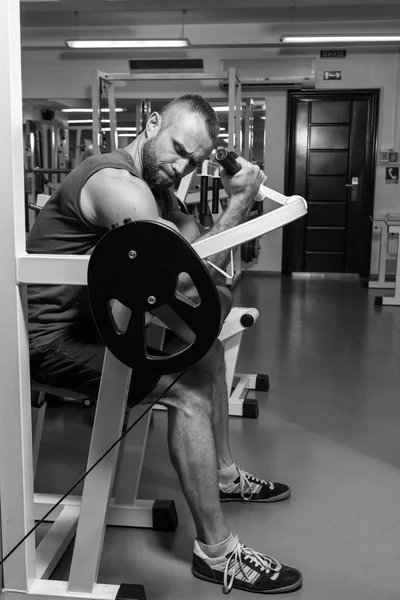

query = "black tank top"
[27,148,173,346]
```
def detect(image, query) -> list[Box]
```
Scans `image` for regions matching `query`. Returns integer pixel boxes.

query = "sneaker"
[219,468,291,502]
[192,535,303,594]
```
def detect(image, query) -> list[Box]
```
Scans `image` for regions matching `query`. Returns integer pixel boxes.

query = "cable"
[0,369,187,568]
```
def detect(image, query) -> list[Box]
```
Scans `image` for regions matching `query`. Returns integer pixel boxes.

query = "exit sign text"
[320,50,347,58]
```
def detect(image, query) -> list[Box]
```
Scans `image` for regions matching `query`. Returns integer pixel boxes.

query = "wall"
[243,92,287,273]
[20,40,400,274]
[22,101,42,121]
[250,49,400,273]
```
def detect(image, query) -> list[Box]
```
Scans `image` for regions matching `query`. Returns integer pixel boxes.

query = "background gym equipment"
[368,214,400,293]
[92,68,242,155]
[24,119,70,231]
[374,217,400,306]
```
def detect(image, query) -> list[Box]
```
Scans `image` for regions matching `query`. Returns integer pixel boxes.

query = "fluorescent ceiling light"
[101,127,137,132]
[212,106,230,112]
[66,39,190,49]
[118,133,136,138]
[281,34,400,43]
[68,119,93,124]
[68,119,111,124]
[218,134,229,138]
[62,108,125,113]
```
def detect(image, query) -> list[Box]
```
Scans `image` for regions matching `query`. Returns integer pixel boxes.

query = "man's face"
[142,110,214,189]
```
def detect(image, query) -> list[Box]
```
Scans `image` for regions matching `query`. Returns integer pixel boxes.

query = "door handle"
[346,177,359,201]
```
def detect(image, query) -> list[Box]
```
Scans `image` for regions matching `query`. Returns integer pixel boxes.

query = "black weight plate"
[88,221,221,375]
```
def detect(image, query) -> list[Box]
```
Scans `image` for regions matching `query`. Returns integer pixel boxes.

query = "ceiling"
[20,0,400,30]
[21,0,400,118]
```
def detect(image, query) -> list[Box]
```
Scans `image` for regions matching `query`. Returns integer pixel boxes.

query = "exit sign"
[320,50,347,58]
[324,70,342,80]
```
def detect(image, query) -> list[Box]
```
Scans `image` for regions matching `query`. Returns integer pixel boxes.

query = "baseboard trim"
[242,270,282,277]
[292,272,360,280]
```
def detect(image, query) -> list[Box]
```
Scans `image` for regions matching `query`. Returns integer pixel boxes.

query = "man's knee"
[157,340,225,414]
[159,377,214,419]
[196,338,225,377]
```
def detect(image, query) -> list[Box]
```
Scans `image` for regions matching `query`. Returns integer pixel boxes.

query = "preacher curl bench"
[1,150,307,600]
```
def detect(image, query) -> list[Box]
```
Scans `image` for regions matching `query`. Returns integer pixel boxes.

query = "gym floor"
[35,275,400,599]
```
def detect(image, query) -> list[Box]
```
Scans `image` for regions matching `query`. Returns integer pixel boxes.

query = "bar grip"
[200,176,208,215]
[214,148,241,176]
[199,160,209,216]
[212,177,220,213]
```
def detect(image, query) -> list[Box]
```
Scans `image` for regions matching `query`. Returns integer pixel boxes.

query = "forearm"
[176,194,253,297]
[167,155,263,301]
[195,193,254,277]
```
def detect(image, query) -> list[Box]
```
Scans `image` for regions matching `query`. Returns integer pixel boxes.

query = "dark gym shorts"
[29,325,161,408]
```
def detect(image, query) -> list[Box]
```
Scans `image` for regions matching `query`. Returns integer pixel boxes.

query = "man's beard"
[142,136,178,189]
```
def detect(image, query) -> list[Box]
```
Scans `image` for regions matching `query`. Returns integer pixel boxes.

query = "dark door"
[283,90,379,276]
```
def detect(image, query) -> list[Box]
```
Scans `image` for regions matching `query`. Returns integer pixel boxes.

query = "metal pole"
[228,67,236,150]
[0,0,36,590]
[235,80,242,154]
[243,98,253,161]
[107,81,118,152]
[92,70,101,154]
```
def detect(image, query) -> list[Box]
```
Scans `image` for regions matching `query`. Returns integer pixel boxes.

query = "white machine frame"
[0,1,307,598]
[368,216,398,290]
[374,222,400,306]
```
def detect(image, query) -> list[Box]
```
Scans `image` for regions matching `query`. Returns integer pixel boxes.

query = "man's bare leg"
[210,356,234,470]
[152,338,302,595]
[209,284,235,470]
[158,340,230,545]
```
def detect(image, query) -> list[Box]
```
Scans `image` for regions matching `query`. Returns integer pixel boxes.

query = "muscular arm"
[80,168,177,231]
[80,169,221,303]
[80,165,259,316]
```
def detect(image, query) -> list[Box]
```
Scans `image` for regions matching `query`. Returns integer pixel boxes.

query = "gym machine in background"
[372,214,400,307]
[23,118,97,232]
[91,67,242,154]
[24,119,70,230]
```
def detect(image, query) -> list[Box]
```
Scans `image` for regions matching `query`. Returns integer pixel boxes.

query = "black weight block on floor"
[116,583,146,600]
[243,398,259,419]
[152,499,178,532]
[256,374,270,392]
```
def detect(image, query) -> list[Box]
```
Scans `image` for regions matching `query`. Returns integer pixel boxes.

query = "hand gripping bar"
[191,149,308,260]
[215,148,296,206]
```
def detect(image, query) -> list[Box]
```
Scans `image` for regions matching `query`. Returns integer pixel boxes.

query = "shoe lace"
[223,541,282,593]
[238,468,274,501]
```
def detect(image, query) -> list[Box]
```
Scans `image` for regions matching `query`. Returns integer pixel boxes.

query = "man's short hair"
[159,94,219,143]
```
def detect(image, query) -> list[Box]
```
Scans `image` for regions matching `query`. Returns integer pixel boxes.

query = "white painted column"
[0,0,36,591]
[92,70,101,154]
[107,81,118,151]
[228,67,236,150]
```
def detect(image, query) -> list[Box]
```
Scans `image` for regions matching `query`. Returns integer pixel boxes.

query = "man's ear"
[145,112,161,138]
